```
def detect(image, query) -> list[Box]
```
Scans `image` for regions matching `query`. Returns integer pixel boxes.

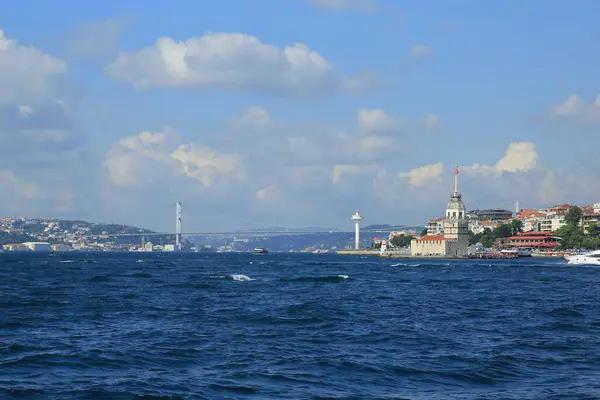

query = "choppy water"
[1,253,600,399]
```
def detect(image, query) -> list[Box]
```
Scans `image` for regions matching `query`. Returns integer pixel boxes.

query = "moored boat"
[252,247,268,254]
[500,247,532,257]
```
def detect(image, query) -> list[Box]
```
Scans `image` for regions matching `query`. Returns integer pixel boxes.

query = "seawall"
[336,250,463,259]
[336,250,380,256]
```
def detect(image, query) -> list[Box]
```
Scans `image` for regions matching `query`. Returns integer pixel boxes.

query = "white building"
[3,243,29,251]
[411,164,470,257]
[468,220,487,234]
[539,213,566,232]
[51,244,71,252]
[22,242,52,252]
[426,218,444,235]
[139,241,153,252]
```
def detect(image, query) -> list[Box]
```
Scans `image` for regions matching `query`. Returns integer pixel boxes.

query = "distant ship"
[252,247,268,254]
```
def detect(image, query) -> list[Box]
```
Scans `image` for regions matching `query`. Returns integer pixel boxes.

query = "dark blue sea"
[2,253,600,399]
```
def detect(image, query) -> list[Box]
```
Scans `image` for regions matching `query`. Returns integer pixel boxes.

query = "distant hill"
[190,231,394,252]
[0,217,155,246]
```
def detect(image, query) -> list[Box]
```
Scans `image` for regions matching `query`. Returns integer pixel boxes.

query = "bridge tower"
[175,201,182,251]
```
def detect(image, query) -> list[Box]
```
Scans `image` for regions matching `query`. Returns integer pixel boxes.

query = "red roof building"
[418,235,445,241]
[549,204,572,215]
[516,209,547,220]
[507,232,561,248]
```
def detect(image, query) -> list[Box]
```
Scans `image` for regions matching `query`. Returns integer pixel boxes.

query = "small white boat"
[564,250,600,265]
[252,247,268,254]
[500,247,532,257]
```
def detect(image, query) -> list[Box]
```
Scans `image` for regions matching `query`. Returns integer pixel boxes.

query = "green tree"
[587,223,599,237]
[493,223,512,238]
[565,206,582,226]
[420,228,428,237]
[510,219,523,235]
[468,231,482,245]
[480,234,496,248]
[555,224,585,249]
[582,237,600,249]
[390,234,412,248]
[475,228,495,248]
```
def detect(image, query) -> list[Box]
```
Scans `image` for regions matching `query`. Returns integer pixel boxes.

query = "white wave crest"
[230,274,254,281]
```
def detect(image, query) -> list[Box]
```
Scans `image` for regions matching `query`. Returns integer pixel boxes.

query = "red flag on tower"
[454,165,459,175]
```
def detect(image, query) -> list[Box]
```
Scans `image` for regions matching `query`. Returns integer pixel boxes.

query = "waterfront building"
[164,244,176,252]
[3,243,29,251]
[51,244,71,252]
[506,232,560,249]
[411,164,470,257]
[22,242,51,252]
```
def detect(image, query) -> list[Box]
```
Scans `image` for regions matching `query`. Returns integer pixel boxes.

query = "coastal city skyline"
[1,1,600,232]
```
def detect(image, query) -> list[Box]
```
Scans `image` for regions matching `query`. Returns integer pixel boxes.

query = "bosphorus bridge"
[81,202,424,247]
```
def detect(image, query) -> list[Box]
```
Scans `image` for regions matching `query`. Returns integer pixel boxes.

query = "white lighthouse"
[351,210,362,250]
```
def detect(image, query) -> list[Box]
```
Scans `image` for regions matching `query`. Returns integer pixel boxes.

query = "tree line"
[554,206,599,249]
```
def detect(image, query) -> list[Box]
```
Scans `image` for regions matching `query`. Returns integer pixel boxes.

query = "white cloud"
[172,143,244,187]
[18,105,33,118]
[234,106,273,131]
[411,45,432,58]
[105,32,365,97]
[0,170,43,200]
[552,94,600,125]
[286,130,395,166]
[424,113,441,133]
[304,0,379,12]
[357,109,404,135]
[494,142,538,172]
[392,141,586,221]
[332,164,385,185]
[105,129,244,190]
[256,185,278,203]
[469,141,538,175]
[0,30,66,106]
[227,106,398,169]
[398,162,444,187]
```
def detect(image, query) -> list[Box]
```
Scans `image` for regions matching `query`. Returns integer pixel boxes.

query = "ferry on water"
[252,247,268,254]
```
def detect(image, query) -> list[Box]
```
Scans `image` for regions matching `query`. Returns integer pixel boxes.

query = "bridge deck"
[82,228,422,238]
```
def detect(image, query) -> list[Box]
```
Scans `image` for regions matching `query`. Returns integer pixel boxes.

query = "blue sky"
[0,0,599,231]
